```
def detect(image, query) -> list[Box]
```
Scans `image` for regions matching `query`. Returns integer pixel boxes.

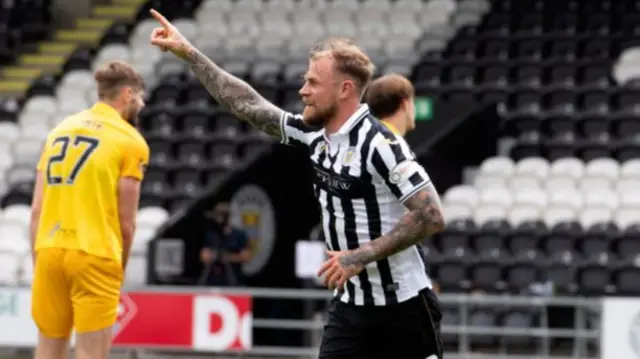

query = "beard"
[302,101,338,129]
[124,104,141,127]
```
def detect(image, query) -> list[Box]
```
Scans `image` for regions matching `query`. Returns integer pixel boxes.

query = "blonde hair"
[94,60,144,100]
[309,38,375,94]
[365,74,415,119]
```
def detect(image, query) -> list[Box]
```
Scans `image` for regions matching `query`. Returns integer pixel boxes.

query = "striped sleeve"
[370,135,431,203]
[279,111,317,146]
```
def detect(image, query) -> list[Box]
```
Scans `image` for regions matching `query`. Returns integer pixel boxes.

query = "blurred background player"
[29,60,149,359]
[364,73,442,294]
[365,73,416,137]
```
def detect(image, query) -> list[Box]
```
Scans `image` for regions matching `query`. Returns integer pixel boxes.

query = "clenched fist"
[149,9,193,60]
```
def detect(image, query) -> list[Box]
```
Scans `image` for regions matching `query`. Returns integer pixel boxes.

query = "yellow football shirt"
[35,102,150,263]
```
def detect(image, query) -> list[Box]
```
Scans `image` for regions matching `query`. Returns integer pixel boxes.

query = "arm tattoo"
[185,48,284,138]
[340,183,445,268]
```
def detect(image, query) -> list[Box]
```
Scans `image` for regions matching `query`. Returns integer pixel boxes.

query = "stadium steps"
[0,0,146,97]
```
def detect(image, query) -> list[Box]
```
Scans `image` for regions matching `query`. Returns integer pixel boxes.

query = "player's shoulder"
[366,117,404,146]
[44,111,86,140]
[366,117,416,158]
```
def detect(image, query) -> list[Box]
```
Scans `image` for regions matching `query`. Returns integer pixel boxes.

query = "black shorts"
[319,288,443,359]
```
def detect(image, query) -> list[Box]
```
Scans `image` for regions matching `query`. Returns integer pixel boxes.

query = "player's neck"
[382,114,406,136]
[97,100,126,120]
[324,99,361,135]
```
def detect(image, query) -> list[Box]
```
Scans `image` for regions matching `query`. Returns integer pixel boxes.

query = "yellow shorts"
[31,248,123,338]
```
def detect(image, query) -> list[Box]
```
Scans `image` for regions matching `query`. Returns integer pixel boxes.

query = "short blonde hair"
[309,38,375,94]
[94,60,144,100]
[365,74,415,119]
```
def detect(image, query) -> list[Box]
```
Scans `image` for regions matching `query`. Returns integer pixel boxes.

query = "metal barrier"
[134,286,602,359]
[0,286,601,359]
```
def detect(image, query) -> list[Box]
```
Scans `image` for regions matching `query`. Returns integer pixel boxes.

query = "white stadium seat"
[133,227,156,252]
[22,95,58,116]
[509,174,541,190]
[124,252,147,286]
[549,157,585,180]
[620,159,640,179]
[480,187,513,208]
[584,189,619,210]
[474,157,515,188]
[513,187,547,208]
[544,206,577,228]
[547,188,584,210]
[508,205,541,226]
[580,208,613,228]
[514,157,550,181]
[2,204,31,225]
[0,251,19,285]
[137,206,170,228]
[0,220,28,243]
[0,150,14,171]
[60,70,94,90]
[545,176,576,191]
[617,178,640,193]
[618,190,640,209]
[443,185,480,208]
[474,205,508,225]
[615,208,640,229]
[583,158,620,189]
[443,203,473,221]
[0,121,20,143]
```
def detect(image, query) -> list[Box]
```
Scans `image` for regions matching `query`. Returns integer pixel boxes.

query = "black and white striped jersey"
[280,104,433,306]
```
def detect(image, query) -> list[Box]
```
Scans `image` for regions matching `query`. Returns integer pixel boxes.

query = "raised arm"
[339,184,445,268]
[148,9,284,138]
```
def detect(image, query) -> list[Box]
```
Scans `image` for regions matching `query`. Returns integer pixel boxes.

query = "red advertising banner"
[112,292,252,351]
[0,289,252,351]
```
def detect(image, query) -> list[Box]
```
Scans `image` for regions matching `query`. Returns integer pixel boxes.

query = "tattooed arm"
[148,10,312,143]
[339,183,445,267]
[184,48,284,137]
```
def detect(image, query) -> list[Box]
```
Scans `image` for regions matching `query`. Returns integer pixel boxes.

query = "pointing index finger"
[150,9,171,28]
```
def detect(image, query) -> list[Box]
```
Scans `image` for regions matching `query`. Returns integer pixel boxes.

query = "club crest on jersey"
[341,147,357,165]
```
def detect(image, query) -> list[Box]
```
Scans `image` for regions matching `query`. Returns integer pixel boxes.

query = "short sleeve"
[370,136,431,203]
[279,111,318,146]
[121,138,150,180]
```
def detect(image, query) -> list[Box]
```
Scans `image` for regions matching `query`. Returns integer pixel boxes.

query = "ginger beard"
[124,100,142,127]
[302,100,339,128]
[122,90,144,127]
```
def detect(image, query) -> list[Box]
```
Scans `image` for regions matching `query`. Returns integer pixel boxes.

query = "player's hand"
[149,9,192,59]
[317,250,364,290]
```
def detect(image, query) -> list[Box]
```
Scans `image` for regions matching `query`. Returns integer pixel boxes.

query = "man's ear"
[340,80,355,100]
[122,86,133,102]
[402,97,412,112]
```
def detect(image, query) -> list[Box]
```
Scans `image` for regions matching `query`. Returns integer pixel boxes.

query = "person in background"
[199,202,252,286]
[364,73,416,137]
[365,74,444,294]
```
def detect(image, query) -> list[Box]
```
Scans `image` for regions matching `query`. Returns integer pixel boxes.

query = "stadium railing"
[0,285,610,359]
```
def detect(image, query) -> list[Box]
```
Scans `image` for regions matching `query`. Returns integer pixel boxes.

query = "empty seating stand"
[439,156,640,296]
[0,0,51,65]
[411,0,640,163]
